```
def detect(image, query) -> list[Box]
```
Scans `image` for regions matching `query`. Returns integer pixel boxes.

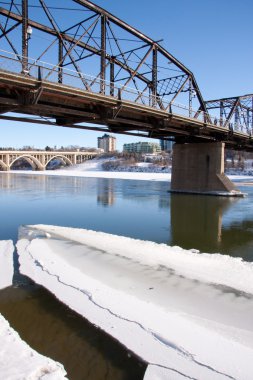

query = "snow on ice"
[0,240,68,380]
[8,168,171,182]
[0,314,68,380]
[0,240,14,289]
[5,155,253,184]
[17,225,253,380]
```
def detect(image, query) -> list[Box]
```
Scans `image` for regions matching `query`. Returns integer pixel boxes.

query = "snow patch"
[8,169,171,181]
[60,158,105,172]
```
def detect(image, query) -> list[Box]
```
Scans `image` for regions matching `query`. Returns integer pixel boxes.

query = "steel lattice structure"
[0,0,253,149]
[0,0,207,107]
[205,95,253,134]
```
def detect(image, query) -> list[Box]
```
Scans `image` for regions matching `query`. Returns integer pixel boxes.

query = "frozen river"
[1,172,253,379]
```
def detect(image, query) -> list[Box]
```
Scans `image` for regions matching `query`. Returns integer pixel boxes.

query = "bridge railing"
[0,50,163,109]
[0,50,251,137]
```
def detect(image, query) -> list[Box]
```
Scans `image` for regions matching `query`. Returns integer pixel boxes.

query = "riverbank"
[7,169,171,181]
[2,157,253,184]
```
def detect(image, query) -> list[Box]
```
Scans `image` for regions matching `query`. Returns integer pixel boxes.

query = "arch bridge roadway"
[0,150,97,171]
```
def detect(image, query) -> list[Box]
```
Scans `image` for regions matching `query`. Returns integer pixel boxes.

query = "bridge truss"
[205,94,253,134]
[0,0,253,149]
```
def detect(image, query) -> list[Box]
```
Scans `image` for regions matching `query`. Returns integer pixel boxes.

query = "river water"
[0,172,253,379]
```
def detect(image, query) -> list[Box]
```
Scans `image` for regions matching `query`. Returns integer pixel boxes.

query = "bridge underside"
[0,0,253,153]
[1,71,253,152]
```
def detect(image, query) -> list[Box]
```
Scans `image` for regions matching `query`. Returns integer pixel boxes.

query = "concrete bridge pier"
[171,142,243,196]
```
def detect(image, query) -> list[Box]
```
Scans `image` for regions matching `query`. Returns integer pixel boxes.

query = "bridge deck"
[0,69,252,151]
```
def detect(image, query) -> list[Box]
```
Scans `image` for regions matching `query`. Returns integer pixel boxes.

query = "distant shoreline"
[2,168,253,184]
[2,169,171,182]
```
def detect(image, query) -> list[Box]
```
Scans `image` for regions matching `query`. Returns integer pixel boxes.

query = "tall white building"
[97,134,116,153]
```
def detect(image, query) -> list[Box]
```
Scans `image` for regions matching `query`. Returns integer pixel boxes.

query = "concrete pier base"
[171,142,243,197]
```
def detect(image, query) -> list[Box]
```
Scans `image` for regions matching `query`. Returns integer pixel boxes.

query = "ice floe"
[0,239,68,380]
[0,314,68,380]
[0,240,14,289]
[17,225,253,380]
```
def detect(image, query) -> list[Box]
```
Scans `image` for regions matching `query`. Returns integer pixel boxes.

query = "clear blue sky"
[1,0,253,150]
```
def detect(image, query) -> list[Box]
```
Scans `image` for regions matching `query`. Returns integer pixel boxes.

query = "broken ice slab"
[0,240,14,290]
[0,313,68,379]
[0,239,68,379]
[17,224,253,380]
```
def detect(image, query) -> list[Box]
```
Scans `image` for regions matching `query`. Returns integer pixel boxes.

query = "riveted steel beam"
[21,0,28,74]
[100,14,106,94]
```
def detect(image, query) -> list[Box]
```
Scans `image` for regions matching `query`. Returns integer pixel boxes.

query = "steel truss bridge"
[0,0,253,150]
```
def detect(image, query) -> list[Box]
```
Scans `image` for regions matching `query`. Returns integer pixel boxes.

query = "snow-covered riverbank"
[8,167,171,182]
[3,158,253,184]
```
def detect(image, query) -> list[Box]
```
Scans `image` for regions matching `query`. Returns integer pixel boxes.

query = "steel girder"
[205,94,253,135]
[3,0,253,151]
[0,0,209,123]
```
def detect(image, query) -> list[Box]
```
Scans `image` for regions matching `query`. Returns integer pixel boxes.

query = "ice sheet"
[0,240,14,289]
[0,313,68,380]
[8,169,170,181]
[17,225,253,380]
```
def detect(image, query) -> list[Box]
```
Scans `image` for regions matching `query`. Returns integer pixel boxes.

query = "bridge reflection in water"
[97,178,115,207]
[93,177,253,258]
[170,194,239,253]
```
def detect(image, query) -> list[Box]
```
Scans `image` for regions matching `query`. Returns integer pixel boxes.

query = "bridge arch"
[10,155,44,171]
[45,155,73,169]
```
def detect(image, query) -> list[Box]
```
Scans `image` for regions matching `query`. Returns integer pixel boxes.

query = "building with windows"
[97,134,116,152]
[123,141,161,154]
[160,139,174,152]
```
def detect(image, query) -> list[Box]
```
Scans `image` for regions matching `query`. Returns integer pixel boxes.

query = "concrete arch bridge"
[0,150,97,171]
